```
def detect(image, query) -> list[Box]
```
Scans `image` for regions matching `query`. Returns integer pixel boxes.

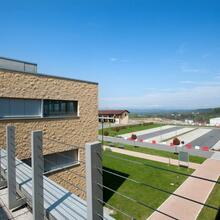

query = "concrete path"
[103,146,200,169]
[167,128,211,144]
[137,127,183,141]
[212,140,220,150]
[100,135,214,158]
[148,127,195,144]
[0,187,32,220]
[211,151,220,160]
[120,125,174,138]
[189,129,220,149]
[148,158,220,220]
[166,128,210,146]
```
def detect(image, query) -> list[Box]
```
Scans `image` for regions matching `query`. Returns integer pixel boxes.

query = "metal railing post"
[7,125,26,210]
[32,130,44,220]
[86,141,103,220]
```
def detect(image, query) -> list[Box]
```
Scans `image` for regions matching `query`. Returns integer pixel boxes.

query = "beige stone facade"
[118,111,129,124]
[0,69,98,198]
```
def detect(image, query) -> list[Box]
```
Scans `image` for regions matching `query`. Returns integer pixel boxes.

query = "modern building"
[0,57,98,198]
[210,117,220,126]
[99,110,129,124]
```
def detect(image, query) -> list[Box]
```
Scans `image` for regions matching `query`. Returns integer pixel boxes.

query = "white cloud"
[179,80,220,86]
[100,85,220,109]
[215,73,220,79]
[109,57,128,63]
[179,61,201,73]
[176,43,188,55]
[109,57,118,62]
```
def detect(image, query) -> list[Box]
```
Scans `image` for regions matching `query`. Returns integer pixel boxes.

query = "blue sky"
[1,0,220,109]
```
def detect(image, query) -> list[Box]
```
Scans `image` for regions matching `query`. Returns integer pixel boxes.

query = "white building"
[210,117,220,126]
[99,110,129,125]
[184,119,194,125]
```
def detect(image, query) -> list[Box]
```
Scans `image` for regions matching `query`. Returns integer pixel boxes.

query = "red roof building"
[98,110,129,124]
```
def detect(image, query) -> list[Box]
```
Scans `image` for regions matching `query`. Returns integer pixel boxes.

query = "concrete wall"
[119,112,129,124]
[0,69,98,198]
[210,118,220,126]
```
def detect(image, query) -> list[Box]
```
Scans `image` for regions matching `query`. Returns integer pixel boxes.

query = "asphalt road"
[137,126,183,140]
[99,135,214,158]
[189,129,220,148]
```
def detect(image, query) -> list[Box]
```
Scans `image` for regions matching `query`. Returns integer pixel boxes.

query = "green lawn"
[99,123,161,136]
[104,141,206,164]
[197,177,220,220]
[102,151,193,220]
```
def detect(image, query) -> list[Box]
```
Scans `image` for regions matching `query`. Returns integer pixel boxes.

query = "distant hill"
[129,107,220,122]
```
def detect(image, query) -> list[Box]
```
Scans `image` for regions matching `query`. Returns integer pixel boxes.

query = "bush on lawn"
[115,127,120,132]
[112,127,121,132]
[104,131,109,136]
[173,137,180,145]
[131,134,137,140]
[143,122,154,126]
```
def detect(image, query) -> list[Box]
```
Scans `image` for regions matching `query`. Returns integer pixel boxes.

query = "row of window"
[0,98,78,118]
[22,149,79,173]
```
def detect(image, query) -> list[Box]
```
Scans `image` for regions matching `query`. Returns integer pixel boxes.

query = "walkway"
[0,149,114,220]
[100,135,214,158]
[0,187,32,220]
[103,146,200,169]
[148,158,220,220]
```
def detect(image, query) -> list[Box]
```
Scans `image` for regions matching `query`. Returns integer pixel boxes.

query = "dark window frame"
[43,99,78,117]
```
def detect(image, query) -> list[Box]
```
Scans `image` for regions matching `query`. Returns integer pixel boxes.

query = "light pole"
[101,118,104,146]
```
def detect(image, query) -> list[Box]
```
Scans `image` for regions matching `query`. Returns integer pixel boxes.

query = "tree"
[173,137,180,145]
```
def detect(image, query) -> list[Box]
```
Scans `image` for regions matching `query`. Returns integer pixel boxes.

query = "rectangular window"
[0,98,41,118]
[43,100,78,117]
[44,149,79,172]
[0,98,78,119]
[22,149,79,173]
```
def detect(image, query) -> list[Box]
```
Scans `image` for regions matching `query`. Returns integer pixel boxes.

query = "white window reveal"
[22,149,79,174]
[44,149,79,173]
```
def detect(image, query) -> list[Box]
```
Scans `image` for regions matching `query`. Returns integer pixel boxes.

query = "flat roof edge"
[0,56,37,65]
[0,68,98,85]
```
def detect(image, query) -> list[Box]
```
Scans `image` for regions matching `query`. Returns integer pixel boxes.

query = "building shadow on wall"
[215,207,220,220]
[103,166,129,203]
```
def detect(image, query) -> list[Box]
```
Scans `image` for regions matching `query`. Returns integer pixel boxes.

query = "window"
[22,149,79,173]
[43,100,78,117]
[44,149,79,173]
[0,98,78,119]
[0,98,42,118]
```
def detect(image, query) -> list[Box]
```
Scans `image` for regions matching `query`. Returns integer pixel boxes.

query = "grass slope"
[99,123,161,136]
[197,177,220,220]
[104,141,206,164]
[102,151,193,220]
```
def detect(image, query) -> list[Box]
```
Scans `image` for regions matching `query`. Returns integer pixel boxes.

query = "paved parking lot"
[122,125,220,150]
[137,126,183,141]
[189,129,220,149]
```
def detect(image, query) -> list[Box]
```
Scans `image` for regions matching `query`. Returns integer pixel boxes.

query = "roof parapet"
[0,56,37,73]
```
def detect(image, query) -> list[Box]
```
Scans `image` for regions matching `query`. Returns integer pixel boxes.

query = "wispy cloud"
[109,57,118,62]
[179,80,220,86]
[215,73,220,79]
[180,64,200,73]
[176,43,188,55]
[109,57,128,63]
[202,53,211,59]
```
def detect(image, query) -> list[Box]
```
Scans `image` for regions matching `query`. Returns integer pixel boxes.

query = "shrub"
[104,131,109,136]
[173,137,180,145]
[131,134,137,140]
[115,127,120,132]
[143,122,154,126]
